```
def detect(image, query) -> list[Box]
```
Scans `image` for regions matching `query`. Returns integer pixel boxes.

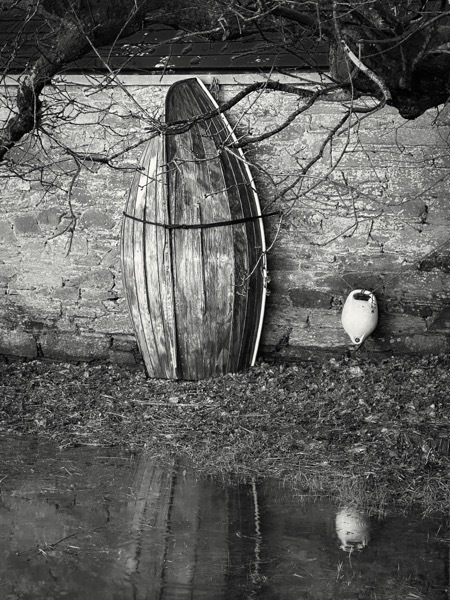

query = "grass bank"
[0,354,449,514]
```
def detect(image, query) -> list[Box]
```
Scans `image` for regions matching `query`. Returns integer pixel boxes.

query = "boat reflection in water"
[0,437,447,599]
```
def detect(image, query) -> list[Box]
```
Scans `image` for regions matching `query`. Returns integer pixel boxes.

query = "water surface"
[0,436,447,599]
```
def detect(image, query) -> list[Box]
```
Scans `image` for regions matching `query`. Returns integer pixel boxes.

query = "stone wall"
[1,74,450,365]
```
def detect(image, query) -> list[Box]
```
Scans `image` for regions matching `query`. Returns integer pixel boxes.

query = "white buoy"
[335,507,371,552]
[341,289,378,345]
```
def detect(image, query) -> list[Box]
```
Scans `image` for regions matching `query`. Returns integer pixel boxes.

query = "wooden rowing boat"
[121,78,267,380]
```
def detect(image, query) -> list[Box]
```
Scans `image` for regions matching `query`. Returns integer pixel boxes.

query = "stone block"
[0,265,16,287]
[386,197,429,223]
[52,286,81,301]
[84,314,133,334]
[101,248,121,267]
[0,294,62,329]
[0,329,37,358]
[268,277,293,296]
[0,221,17,244]
[396,127,449,147]
[388,271,450,300]
[79,209,115,230]
[417,252,450,273]
[108,350,137,364]
[388,168,436,196]
[265,294,291,312]
[335,252,404,273]
[428,306,450,331]
[357,124,449,147]
[14,270,63,291]
[81,268,114,289]
[0,276,10,289]
[386,333,449,354]
[79,288,116,301]
[380,297,434,318]
[305,101,348,116]
[259,317,293,347]
[39,332,110,361]
[267,256,299,272]
[37,208,63,226]
[319,274,384,296]
[14,215,41,236]
[289,288,332,309]
[290,326,348,348]
[74,253,102,267]
[435,104,450,126]
[332,145,403,169]
[111,334,138,352]
[66,302,105,319]
[377,313,427,335]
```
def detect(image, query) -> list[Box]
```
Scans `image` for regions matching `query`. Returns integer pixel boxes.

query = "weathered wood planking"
[165,78,266,379]
[121,134,178,379]
[122,77,266,380]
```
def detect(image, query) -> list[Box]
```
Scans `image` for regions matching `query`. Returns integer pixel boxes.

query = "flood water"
[0,436,447,600]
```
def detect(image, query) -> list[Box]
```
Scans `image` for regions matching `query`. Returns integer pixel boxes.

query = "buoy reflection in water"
[335,506,371,552]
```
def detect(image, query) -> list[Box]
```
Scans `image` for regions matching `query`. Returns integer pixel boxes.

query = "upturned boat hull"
[121,78,267,379]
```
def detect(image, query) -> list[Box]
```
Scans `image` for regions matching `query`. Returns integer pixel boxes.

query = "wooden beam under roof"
[0,12,329,74]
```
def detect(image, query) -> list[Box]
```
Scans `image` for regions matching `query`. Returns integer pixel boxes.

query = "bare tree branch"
[340,40,392,102]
